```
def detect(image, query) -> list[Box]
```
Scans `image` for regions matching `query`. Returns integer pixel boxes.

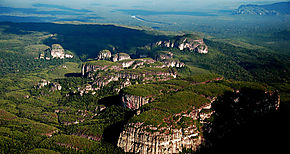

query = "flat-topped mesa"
[112,53,131,62]
[81,60,121,76]
[51,44,65,59]
[117,86,280,153]
[50,44,74,59]
[96,49,112,60]
[155,34,208,54]
[117,102,213,154]
[81,56,181,77]
[92,67,177,89]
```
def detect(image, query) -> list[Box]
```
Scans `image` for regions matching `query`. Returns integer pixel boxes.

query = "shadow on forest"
[196,88,288,154]
[98,95,121,107]
[64,73,82,77]
[0,22,169,59]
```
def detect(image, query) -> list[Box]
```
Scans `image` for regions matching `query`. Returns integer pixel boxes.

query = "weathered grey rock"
[50,82,62,91]
[117,104,213,153]
[121,94,150,110]
[49,44,73,59]
[156,51,174,61]
[35,79,62,92]
[155,35,208,54]
[161,59,185,68]
[96,49,112,60]
[118,89,281,153]
[36,79,50,89]
[112,53,131,62]
[51,44,65,59]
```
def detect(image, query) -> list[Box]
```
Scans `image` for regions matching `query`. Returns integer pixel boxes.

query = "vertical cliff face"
[112,53,131,62]
[96,49,112,60]
[117,123,202,154]
[117,103,213,154]
[117,88,280,153]
[51,44,65,59]
[154,35,209,54]
[121,94,150,110]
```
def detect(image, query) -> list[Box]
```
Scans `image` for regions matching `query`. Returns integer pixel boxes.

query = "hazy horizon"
[1,0,288,11]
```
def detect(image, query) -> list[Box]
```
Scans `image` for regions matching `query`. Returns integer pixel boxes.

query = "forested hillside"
[0,22,289,153]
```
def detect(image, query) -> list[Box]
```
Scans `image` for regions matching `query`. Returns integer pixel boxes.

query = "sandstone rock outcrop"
[96,49,112,60]
[160,59,185,68]
[155,35,208,54]
[156,51,173,61]
[117,88,280,153]
[51,44,65,59]
[50,44,73,59]
[112,53,131,62]
[118,103,213,153]
[91,69,177,89]
[35,79,62,92]
[121,94,151,110]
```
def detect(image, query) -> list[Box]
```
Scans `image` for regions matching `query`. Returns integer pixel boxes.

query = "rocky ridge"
[37,44,74,60]
[118,103,213,153]
[80,50,184,94]
[233,2,290,16]
[117,86,280,153]
[154,35,208,54]
[35,79,62,92]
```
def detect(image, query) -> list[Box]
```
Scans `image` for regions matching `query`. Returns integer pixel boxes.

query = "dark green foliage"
[0,21,289,153]
[185,83,232,97]
[1,22,169,59]
[39,134,122,153]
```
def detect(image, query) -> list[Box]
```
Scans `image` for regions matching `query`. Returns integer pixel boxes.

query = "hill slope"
[233,2,290,15]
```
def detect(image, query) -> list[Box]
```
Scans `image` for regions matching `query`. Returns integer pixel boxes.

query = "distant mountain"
[233,2,290,15]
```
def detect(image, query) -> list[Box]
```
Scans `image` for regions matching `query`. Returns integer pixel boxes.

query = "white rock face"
[65,54,74,58]
[112,53,131,62]
[117,103,213,153]
[155,35,209,54]
[96,50,112,60]
[51,44,65,59]
[195,44,208,54]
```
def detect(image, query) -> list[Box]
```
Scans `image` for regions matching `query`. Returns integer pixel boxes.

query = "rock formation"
[51,44,65,59]
[118,103,213,153]
[35,79,62,92]
[156,51,173,61]
[160,59,185,68]
[49,44,73,59]
[96,49,112,60]
[154,35,208,54]
[90,68,177,89]
[117,88,280,153]
[121,94,151,110]
[112,53,131,62]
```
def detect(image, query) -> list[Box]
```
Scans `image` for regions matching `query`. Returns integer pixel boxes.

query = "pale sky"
[0,0,287,11]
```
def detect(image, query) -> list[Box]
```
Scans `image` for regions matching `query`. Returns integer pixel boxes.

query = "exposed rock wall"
[121,94,150,110]
[96,49,112,60]
[91,70,177,89]
[118,104,213,153]
[49,44,73,59]
[161,59,185,68]
[118,89,280,153]
[155,36,208,54]
[51,44,65,59]
[112,53,131,62]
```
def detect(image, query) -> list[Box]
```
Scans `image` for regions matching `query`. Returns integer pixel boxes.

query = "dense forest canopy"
[0,0,289,153]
